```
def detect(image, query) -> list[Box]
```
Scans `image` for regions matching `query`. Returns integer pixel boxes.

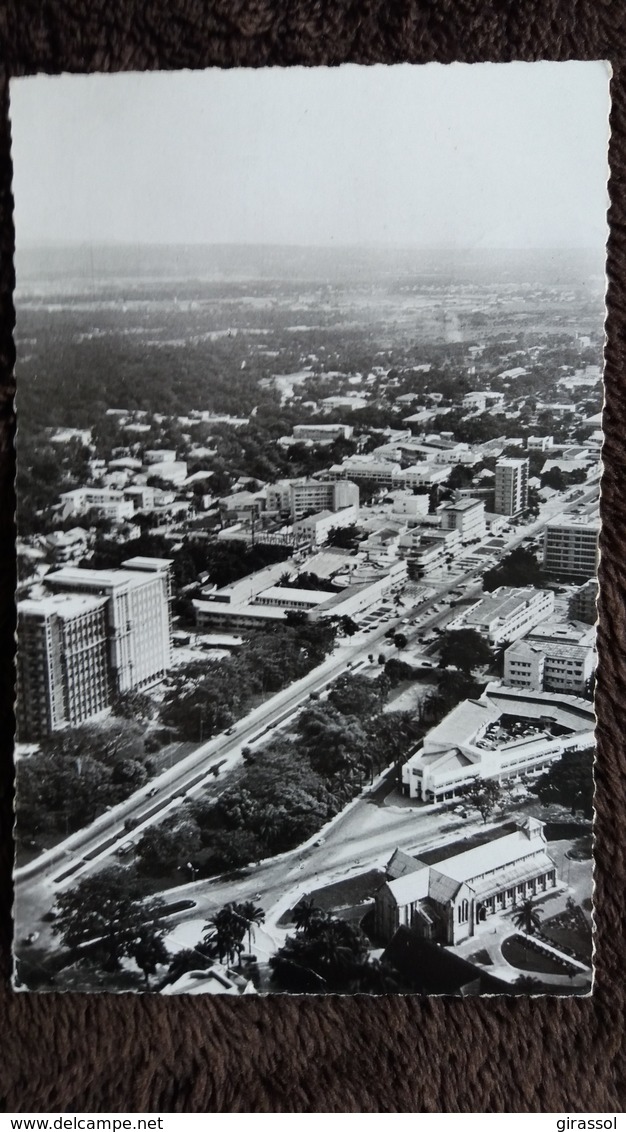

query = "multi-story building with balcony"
[17,593,110,740]
[44,558,173,694]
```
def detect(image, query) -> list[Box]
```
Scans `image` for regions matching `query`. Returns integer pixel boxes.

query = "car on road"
[147,786,158,798]
[116,841,135,857]
[225,726,236,736]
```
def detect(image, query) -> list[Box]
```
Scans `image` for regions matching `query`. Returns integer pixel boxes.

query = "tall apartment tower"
[543,518,600,580]
[45,559,173,694]
[17,593,109,740]
[494,457,529,516]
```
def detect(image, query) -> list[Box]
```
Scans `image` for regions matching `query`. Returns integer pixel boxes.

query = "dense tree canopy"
[16,720,151,844]
[437,629,493,674]
[530,748,594,818]
[51,866,169,978]
[483,547,545,592]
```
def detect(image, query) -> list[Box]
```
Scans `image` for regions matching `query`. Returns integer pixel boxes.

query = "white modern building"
[439,499,486,543]
[494,457,529,516]
[503,637,596,694]
[59,488,135,524]
[265,477,359,519]
[44,558,173,694]
[462,391,505,411]
[17,593,110,740]
[293,503,358,545]
[543,517,600,579]
[448,586,554,645]
[401,684,595,804]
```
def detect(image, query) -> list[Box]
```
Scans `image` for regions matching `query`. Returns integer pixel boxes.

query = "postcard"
[10,61,608,994]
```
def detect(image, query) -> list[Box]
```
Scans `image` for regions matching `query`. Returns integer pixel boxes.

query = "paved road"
[14,478,599,925]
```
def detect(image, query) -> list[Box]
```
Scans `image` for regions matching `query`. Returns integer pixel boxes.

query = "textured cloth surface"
[0,0,625,1114]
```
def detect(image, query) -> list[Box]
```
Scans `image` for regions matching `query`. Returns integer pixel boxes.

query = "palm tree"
[293,898,325,935]
[236,901,265,953]
[204,904,246,967]
[512,899,542,936]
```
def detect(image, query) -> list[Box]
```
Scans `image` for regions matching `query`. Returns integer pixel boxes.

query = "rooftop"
[19,592,107,619]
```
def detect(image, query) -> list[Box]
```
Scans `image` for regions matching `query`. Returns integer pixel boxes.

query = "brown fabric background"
[0,0,624,1113]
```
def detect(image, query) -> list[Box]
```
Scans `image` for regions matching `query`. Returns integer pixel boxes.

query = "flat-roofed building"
[293,503,358,545]
[401,684,595,804]
[17,593,109,739]
[494,457,529,516]
[543,518,600,579]
[193,561,407,630]
[569,579,599,624]
[439,499,486,544]
[462,391,505,411]
[527,435,554,451]
[330,459,401,486]
[504,637,596,693]
[59,488,135,523]
[44,560,173,694]
[388,492,430,520]
[292,423,353,442]
[448,586,554,645]
[399,527,461,572]
[265,477,359,519]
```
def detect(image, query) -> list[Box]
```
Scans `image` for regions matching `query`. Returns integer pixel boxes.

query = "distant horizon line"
[15,239,603,254]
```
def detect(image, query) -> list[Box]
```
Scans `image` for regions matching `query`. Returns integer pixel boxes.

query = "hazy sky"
[9,62,610,250]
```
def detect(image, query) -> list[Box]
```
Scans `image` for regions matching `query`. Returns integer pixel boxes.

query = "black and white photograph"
[11,61,608,996]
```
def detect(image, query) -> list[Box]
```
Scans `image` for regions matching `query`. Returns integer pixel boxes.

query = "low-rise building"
[399,527,461,572]
[292,423,353,442]
[293,503,358,545]
[375,820,557,945]
[527,435,554,451]
[448,586,554,645]
[503,637,595,693]
[401,684,595,803]
[462,392,505,411]
[59,488,136,524]
[388,492,430,520]
[265,477,359,519]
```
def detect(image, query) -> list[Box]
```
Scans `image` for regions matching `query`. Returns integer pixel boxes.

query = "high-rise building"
[494,457,529,516]
[17,593,109,740]
[543,517,600,579]
[44,559,173,694]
